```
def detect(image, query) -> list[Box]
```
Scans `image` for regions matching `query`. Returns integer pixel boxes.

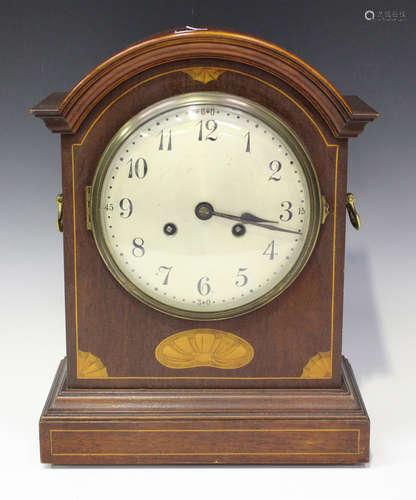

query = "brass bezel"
[91,92,322,320]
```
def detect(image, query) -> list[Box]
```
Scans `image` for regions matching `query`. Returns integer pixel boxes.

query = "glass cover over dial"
[91,92,321,320]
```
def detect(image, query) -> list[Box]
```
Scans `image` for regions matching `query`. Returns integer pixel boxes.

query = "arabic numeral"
[245,131,251,152]
[198,120,218,141]
[159,129,172,151]
[268,160,282,181]
[132,237,145,258]
[197,276,211,296]
[235,268,248,287]
[263,240,277,260]
[158,265,173,285]
[119,198,133,218]
[128,158,148,179]
[280,201,293,222]
[200,107,216,116]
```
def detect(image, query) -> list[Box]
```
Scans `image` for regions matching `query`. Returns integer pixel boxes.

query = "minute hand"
[212,210,301,235]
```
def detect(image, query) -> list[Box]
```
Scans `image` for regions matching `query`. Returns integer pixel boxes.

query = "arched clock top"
[31,28,378,138]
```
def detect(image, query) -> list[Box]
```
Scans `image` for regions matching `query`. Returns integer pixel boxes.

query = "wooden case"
[33,28,378,464]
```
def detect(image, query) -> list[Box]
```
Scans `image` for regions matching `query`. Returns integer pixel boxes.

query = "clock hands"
[194,202,301,235]
[240,212,280,224]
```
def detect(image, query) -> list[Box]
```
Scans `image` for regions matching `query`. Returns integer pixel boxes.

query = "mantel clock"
[33,28,378,464]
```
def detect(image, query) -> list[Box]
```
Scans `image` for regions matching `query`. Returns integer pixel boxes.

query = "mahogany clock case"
[65,65,341,390]
[32,29,378,464]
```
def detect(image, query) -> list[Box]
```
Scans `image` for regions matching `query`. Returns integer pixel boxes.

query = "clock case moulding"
[32,28,378,465]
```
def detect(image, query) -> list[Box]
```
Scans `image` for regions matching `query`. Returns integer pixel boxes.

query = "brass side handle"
[346,193,361,230]
[321,195,329,224]
[56,194,63,232]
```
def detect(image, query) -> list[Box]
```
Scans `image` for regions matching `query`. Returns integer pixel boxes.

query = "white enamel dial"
[91,92,321,319]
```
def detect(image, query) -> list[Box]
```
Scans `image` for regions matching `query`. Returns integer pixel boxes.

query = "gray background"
[1,0,415,497]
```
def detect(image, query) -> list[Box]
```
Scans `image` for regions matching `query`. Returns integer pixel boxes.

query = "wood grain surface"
[31,28,378,137]
[56,62,345,388]
[39,357,370,464]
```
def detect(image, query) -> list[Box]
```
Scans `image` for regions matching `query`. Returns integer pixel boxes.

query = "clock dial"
[91,92,321,319]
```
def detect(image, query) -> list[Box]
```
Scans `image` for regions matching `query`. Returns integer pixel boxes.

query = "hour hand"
[240,212,280,224]
[195,203,278,224]
[195,202,301,235]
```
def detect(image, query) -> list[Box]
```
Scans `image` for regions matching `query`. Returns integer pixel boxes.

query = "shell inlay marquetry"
[77,350,108,378]
[182,68,226,84]
[301,351,331,378]
[155,329,254,369]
